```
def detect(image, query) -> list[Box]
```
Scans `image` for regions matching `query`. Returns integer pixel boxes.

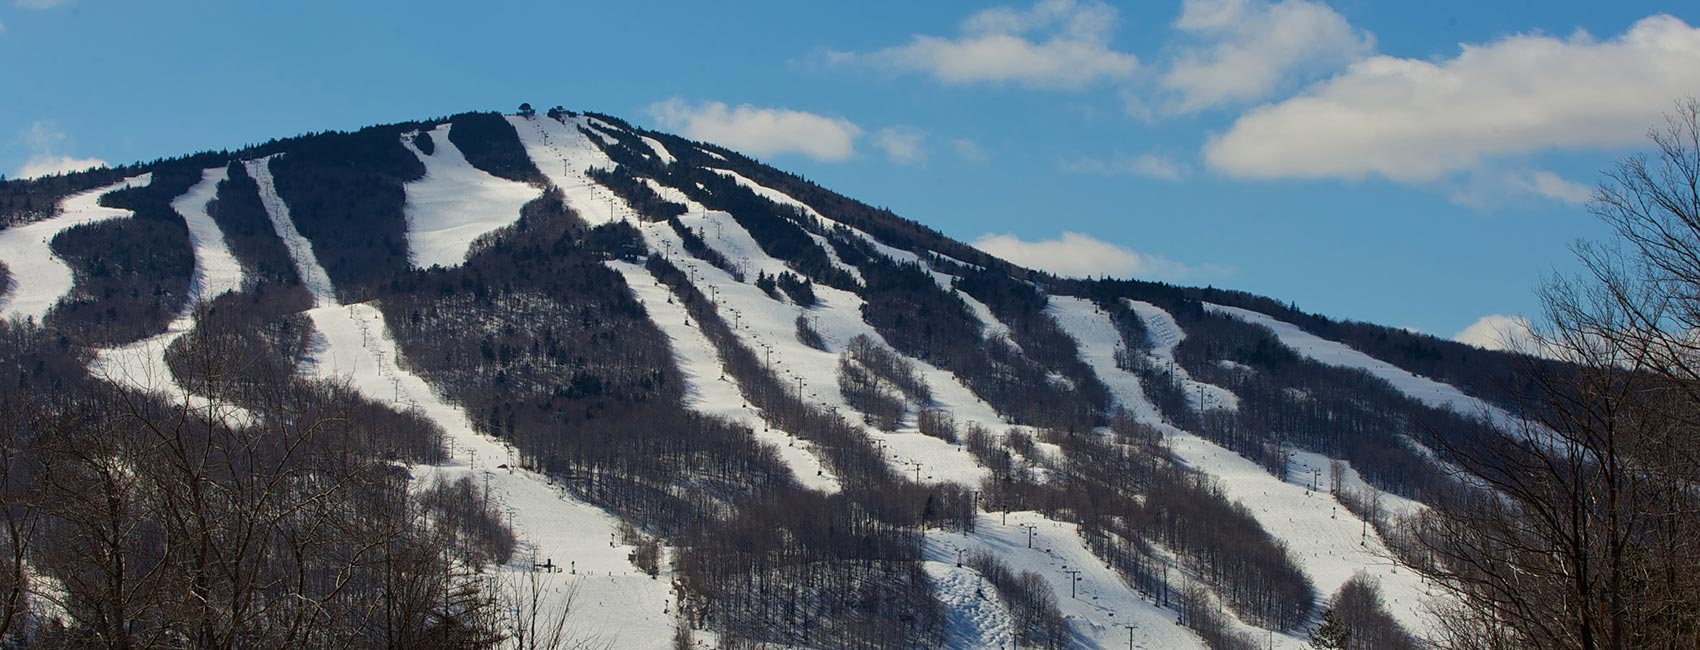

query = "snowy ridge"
[1205,303,1518,429]
[1046,297,1438,645]
[0,174,151,322]
[246,157,336,306]
[399,123,541,269]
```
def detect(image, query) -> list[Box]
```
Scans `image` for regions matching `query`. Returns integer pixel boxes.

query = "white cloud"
[647,99,860,162]
[1205,15,1700,183]
[1447,167,1596,209]
[13,121,107,179]
[829,0,1138,90]
[1160,0,1373,113]
[972,231,1230,281]
[17,155,107,179]
[951,138,989,164]
[14,0,71,8]
[1454,314,1547,356]
[875,127,927,165]
[1061,153,1187,181]
[1515,169,1594,205]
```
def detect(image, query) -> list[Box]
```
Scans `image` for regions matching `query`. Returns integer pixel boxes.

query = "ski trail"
[399,124,541,269]
[608,259,842,493]
[1205,303,1519,430]
[0,174,152,322]
[92,167,251,419]
[246,156,336,306]
[243,159,678,648]
[1048,296,1439,644]
[1124,299,1238,412]
[927,512,1208,650]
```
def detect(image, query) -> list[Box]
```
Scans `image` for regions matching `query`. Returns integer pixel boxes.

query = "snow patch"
[400,124,542,269]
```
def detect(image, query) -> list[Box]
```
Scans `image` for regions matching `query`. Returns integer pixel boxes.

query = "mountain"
[0,107,1542,649]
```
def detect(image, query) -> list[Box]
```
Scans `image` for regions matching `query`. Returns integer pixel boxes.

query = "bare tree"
[1404,99,1700,650]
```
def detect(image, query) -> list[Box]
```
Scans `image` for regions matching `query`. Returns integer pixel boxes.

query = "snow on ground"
[607,259,840,493]
[1124,299,1239,412]
[92,167,251,419]
[247,157,336,305]
[305,302,679,649]
[248,163,679,648]
[1048,297,1439,642]
[638,135,675,165]
[507,114,630,228]
[0,174,151,322]
[515,120,1004,488]
[1206,303,1519,429]
[924,560,1016,649]
[927,511,1208,650]
[400,124,541,269]
[1287,449,1427,519]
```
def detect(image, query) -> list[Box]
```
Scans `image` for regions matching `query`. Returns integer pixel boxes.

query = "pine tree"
[1310,607,1350,649]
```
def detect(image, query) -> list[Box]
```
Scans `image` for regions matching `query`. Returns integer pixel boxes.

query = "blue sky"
[4,0,1699,347]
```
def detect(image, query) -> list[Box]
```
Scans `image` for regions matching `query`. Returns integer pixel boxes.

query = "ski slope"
[92,167,250,415]
[0,174,151,322]
[400,123,541,269]
[246,157,336,305]
[1124,299,1239,412]
[608,259,841,493]
[1048,297,1438,643]
[1205,303,1518,429]
[249,165,680,648]
[516,116,1005,488]
[927,511,1207,650]
[638,135,675,165]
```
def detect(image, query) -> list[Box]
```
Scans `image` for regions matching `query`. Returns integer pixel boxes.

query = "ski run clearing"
[248,151,681,649]
[91,167,251,417]
[0,115,1523,648]
[400,123,541,269]
[1206,303,1519,430]
[0,174,152,322]
[1047,296,1440,646]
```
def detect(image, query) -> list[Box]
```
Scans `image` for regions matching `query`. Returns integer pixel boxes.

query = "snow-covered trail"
[1124,299,1238,412]
[507,115,628,228]
[0,174,152,322]
[399,124,541,269]
[514,114,1004,487]
[92,167,249,414]
[1205,303,1519,429]
[927,512,1208,650]
[1047,297,1438,644]
[246,157,336,306]
[304,303,679,649]
[243,157,679,648]
[608,259,841,493]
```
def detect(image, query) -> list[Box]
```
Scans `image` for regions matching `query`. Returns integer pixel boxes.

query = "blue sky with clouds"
[4,0,1699,347]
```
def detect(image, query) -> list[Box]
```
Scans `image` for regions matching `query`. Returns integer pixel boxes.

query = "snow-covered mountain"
[0,108,1537,649]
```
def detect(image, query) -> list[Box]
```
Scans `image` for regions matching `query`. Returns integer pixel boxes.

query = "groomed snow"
[400,124,542,269]
[246,157,336,306]
[305,302,680,649]
[1124,299,1238,412]
[0,174,152,322]
[638,135,675,166]
[926,511,1208,650]
[92,167,250,418]
[1205,303,1518,429]
[1047,297,1438,644]
[244,162,682,648]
